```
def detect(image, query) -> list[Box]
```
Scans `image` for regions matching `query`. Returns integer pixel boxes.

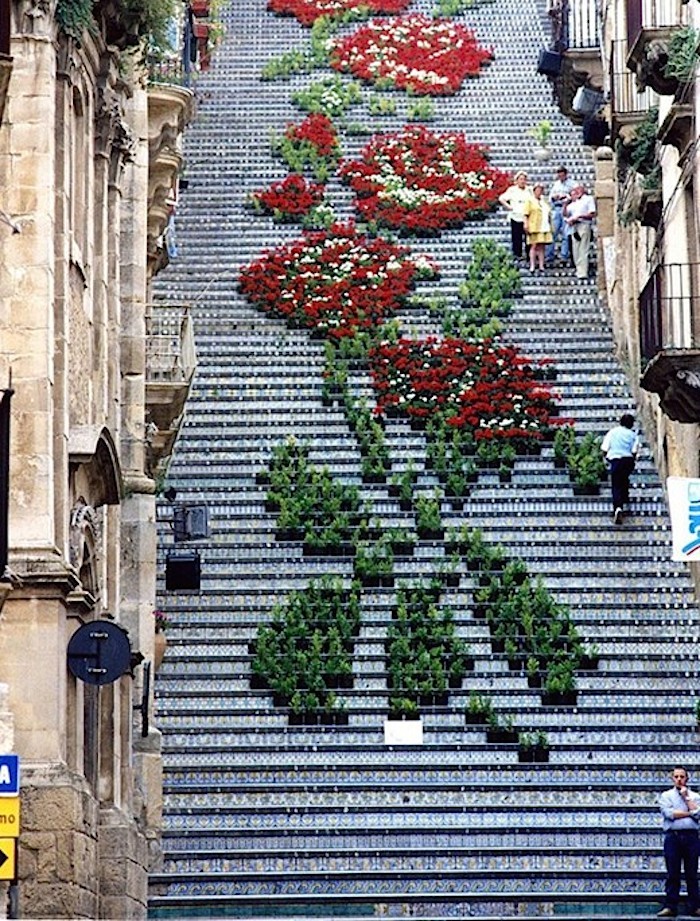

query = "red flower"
[252,174,326,219]
[267,0,410,27]
[284,113,339,158]
[239,224,437,341]
[369,337,556,443]
[340,126,510,233]
[330,15,493,95]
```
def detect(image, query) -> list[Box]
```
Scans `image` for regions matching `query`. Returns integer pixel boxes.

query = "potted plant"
[414,490,444,540]
[153,609,171,671]
[486,712,518,744]
[464,691,494,725]
[527,120,553,161]
[518,730,550,762]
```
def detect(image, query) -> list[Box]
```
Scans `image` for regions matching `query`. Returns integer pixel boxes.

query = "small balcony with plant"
[145,303,197,470]
[625,0,690,95]
[639,262,700,422]
[657,25,698,159]
[610,39,657,140]
[616,105,662,229]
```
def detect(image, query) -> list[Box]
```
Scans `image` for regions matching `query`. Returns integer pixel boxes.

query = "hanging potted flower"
[153,609,170,671]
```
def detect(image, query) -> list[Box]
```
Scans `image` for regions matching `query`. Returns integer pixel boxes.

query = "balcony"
[145,304,197,467]
[639,263,700,421]
[658,82,695,159]
[545,0,603,120]
[610,40,656,139]
[626,0,686,94]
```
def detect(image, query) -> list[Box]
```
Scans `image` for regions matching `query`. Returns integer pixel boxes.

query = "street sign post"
[0,755,19,796]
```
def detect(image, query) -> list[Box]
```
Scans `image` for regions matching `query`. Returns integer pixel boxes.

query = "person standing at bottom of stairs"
[563,183,596,279]
[601,412,639,525]
[658,766,700,917]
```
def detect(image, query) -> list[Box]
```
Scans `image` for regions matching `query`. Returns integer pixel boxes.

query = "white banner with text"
[667,476,700,561]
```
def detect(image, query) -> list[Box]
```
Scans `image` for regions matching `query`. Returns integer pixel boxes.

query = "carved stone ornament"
[15,0,54,37]
[641,349,700,423]
[69,498,101,570]
[95,79,136,168]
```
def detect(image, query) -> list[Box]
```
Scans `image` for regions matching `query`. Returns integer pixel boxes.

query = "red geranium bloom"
[284,113,339,159]
[239,224,437,340]
[340,126,511,233]
[330,15,493,95]
[252,174,326,219]
[369,337,556,443]
[267,0,410,27]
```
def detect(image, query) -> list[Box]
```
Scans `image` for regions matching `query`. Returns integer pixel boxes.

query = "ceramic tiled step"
[159,845,664,873]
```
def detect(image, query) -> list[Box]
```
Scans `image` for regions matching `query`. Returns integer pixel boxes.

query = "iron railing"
[145,303,196,384]
[610,40,656,116]
[550,0,600,51]
[639,263,700,361]
[626,0,682,50]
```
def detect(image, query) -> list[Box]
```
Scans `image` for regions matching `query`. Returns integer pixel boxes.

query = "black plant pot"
[527,673,542,689]
[465,712,488,725]
[417,528,444,542]
[250,673,268,690]
[486,729,518,744]
[418,691,449,707]
[541,690,578,707]
[518,748,549,763]
[572,484,600,496]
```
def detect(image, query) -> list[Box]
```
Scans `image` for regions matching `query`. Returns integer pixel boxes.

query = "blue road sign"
[0,756,19,796]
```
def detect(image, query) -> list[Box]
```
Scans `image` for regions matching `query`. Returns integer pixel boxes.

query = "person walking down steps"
[601,412,639,525]
[657,766,700,917]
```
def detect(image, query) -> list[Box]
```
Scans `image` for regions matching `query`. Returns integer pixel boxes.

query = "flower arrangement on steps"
[387,582,472,719]
[239,223,436,341]
[267,0,410,28]
[450,523,597,706]
[251,577,360,725]
[339,126,510,234]
[329,14,494,95]
[553,425,608,494]
[263,437,366,552]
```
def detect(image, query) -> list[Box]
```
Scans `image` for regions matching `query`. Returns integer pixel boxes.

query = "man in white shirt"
[563,184,596,279]
[601,412,639,525]
[657,766,700,917]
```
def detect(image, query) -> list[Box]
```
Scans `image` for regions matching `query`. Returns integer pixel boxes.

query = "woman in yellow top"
[523,183,553,275]
[498,171,531,260]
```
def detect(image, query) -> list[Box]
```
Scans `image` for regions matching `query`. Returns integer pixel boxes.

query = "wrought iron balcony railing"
[550,0,600,51]
[639,263,700,362]
[610,40,656,119]
[626,0,679,51]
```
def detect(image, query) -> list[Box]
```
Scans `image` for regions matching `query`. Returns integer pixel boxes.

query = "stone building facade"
[0,0,193,916]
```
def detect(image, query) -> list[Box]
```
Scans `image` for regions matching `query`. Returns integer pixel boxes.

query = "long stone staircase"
[147,0,700,916]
